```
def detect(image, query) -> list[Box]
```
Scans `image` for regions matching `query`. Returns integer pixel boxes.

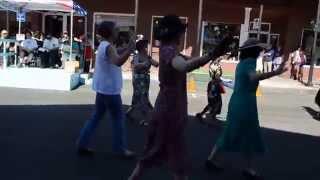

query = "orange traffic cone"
[256,86,262,97]
[187,75,197,94]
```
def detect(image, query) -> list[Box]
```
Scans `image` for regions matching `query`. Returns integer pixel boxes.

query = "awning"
[0,0,87,16]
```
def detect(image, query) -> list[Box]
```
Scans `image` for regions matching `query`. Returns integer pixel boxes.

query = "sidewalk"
[121,71,318,91]
[260,77,318,90]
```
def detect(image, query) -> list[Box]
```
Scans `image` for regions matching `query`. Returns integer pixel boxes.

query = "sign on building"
[16,11,26,22]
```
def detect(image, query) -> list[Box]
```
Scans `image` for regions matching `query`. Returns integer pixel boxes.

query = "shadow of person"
[303,106,320,121]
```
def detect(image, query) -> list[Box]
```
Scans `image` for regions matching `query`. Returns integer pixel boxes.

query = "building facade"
[0,0,319,80]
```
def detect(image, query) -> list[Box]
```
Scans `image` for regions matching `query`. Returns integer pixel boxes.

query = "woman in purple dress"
[128,15,227,180]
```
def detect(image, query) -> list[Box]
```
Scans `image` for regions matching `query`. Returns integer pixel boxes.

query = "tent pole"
[18,15,21,34]
[257,4,264,40]
[42,14,46,33]
[6,10,9,31]
[84,16,88,36]
[69,10,74,62]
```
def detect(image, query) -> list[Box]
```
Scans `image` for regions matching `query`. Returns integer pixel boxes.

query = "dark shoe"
[126,107,135,121]
[196,113,205,123]
[77,148,95,157]
[139,120,149,127]
[242,169,263,180]
[205,160,224,172]
[116,150,136,159]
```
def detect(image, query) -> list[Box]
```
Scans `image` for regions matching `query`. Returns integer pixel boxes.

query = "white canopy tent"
[0,0,87,62]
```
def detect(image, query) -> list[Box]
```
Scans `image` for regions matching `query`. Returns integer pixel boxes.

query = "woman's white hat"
[239,38,268,50]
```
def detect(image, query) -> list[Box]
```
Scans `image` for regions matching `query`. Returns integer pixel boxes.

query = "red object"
[219,83,226,94]
[84,46,92,60]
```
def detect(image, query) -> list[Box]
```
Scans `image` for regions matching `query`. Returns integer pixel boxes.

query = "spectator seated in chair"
[39,34,61,68]
[19,31,38,67]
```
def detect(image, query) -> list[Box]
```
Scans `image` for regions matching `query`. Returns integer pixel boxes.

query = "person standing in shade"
[263,46,275,73]
[297,48,306,82]
[77,21,135,158]
[128,15,228,180]
[126,39,159,126]
[256,49,265,73]
[292,47,303,80]
[273,46,283,70]
[205,38,288,180]
[0,29,15,66]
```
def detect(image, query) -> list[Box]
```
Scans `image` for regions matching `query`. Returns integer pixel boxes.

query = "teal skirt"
[216,93,265,157]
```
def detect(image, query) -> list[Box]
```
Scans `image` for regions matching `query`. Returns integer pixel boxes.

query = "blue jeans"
[77,93,127,153]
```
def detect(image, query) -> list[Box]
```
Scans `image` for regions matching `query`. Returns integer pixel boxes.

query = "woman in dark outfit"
[126,39,159,126]
[128,15,227,180]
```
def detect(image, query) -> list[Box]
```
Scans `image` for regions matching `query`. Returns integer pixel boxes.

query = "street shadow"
[303,106,320,121]
[0,104,319,180]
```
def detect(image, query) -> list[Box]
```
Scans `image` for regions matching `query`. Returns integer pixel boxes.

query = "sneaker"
[77,148,95,157]
[196,113,204,120]
[116,150,136,159]
[205,160,224,172]
[139,120,149,127]
[242,169,263,180]
[196,113,207,124]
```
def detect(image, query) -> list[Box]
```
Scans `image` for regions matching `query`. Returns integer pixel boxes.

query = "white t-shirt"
[43,37,59,50]
[21,39,38,50]
[293,50,301,64]
[256,55,264,72]
[92,41,123,95]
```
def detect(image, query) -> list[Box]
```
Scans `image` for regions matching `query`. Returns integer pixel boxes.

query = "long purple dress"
[139,45,189,175]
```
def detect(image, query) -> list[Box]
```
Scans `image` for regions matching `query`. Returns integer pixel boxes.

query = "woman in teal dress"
[205,39,288,179]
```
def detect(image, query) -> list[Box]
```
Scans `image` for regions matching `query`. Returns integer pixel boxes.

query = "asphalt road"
[0,81,319,180]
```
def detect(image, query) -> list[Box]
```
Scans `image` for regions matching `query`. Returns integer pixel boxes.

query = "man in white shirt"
[20,31,38,66]
[40,35,61,68]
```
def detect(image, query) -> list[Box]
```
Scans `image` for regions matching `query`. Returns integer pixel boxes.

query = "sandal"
[77,148,95,157]
[242,169,263,180]
[205,160,224,172]
[139,120,149,127]
[196,113,205,123]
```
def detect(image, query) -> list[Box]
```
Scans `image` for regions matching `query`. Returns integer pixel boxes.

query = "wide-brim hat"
[239,38,268,50]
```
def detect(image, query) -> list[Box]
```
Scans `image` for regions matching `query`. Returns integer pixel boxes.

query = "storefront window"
[93,14,135,50]
[201,22,240,60]
[300,29,320,65]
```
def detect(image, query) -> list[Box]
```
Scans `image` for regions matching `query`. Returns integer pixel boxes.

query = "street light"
[307,0,320,86]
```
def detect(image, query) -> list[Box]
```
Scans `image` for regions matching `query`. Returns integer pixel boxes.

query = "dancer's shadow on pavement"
[303,106,320,121]
[1,104,320,180]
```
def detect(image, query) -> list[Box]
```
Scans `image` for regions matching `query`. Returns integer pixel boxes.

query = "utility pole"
[257,4,264,40]
[197,0,203,55]
[307,0,320,86]
[134,0,139,33]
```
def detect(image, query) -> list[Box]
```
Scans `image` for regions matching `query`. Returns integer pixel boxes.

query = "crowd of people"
[75,15,288,180]
[256,45,284,73]
[0,28,92,72]
[255,44,307,83]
